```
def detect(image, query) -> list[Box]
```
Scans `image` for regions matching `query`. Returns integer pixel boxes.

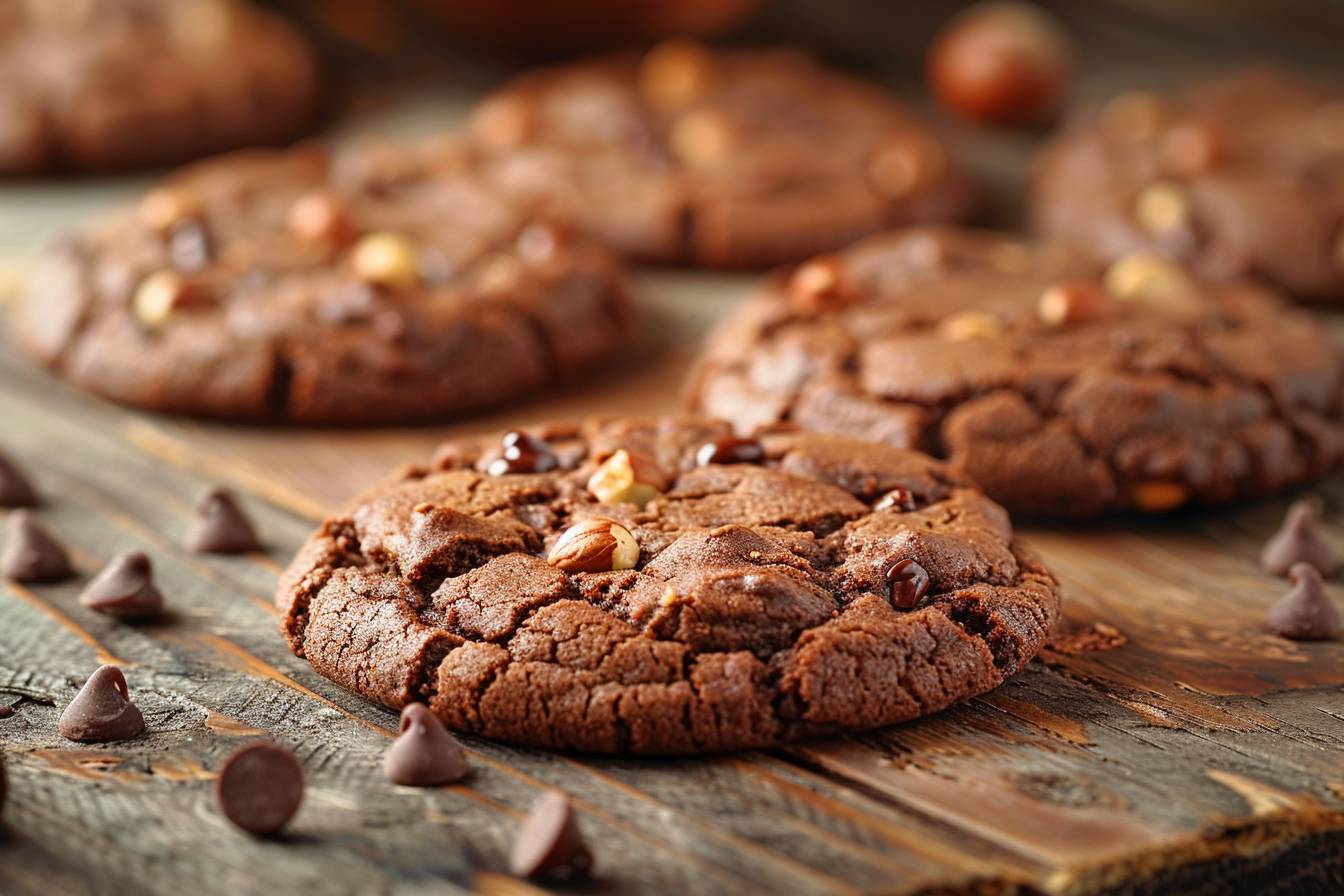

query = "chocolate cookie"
[686,227,1344,517]
[0,0,319,174]
[276,416,1060,754]
[9,142,635,424]
[1031,67,1344,304]
[467,41,976,268]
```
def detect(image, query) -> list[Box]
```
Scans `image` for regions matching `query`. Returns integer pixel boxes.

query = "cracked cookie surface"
[466,41,976,269]
[686,227,1344,516]
[0,0,318,174]
[276,416,1060,754]
[1031,67,1344,304]
[10,141,635,424]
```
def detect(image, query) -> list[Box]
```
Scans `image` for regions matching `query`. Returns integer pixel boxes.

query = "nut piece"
[288,193,359,248]
[875,488,917,512]
[1160,122,1225,178]
[1129,480,1190,513]
[639,39,716,109]
[1100,91,1164,143]
[548,517,640,573]
[132,271,211,328]
[939,310,1004,341]
[1103,252,1198,306]
[350,233,420,289]
[1038,280,1113,326]
[138,189,202,233]
[587,449,669,507]
[670,110,734,168]
[1133,181,1190,235]
[788,256,852,313]
[927,1,1074,127]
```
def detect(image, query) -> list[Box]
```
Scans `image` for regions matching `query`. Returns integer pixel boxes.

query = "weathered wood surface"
[3,2,1344,893]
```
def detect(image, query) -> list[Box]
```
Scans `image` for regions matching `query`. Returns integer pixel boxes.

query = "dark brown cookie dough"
[1031,67,1344,304]
[276,416,1060,755]
[467,41,976,269]
[0,0,320,174]
[686,227,1344,517]
[9,141,636,424]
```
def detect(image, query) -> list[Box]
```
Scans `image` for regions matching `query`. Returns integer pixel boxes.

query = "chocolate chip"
[79,551,164,619]
[186,488,260,553]
[58,665,146,743]
[887,559,931,610]
[384,703,470,786]
[487,431,559,476]
[1268,563,1342,641]
[167,218,213,272]
[509,792,593,880]
[215,743,304,836]
[695,437,765,467]
[0,450,38,507]
[0,704,13,719]
[2,511,73,583]
[875,488,917,512]
[1261,499,1339,577]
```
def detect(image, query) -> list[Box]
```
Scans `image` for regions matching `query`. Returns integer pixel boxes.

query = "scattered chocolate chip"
[384,703,470,786]
[186,488,261,554]
[0,450,38,507]
[2,511,74,582]
[695,437,765,467]
[215,743,305,836]
[79,551,164,619]
[875,488,917,512]
[510,792,593,880]
[167,218,213,272]
[1261,499,1339,578]
[0,704,13,719]
[1268,563,1342,641]
[487,431,559,476]
[58,665,146,743]
[887,559,931,610]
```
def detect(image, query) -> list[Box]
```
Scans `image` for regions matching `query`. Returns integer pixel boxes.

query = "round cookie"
[9,142,635,424]
[276,416,1060,754]
[467,41,976,269]
[1031,66,1344,304]
[687,227,1344,517]
[0,0,320,174]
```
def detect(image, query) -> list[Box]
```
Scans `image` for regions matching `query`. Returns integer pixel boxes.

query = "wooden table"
[3,4,1344,893]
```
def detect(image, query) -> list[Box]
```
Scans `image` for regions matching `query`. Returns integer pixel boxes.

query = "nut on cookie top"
[277,416,1059,754]
[1032,66,1344,303]
[467,41,976,267]
[688,226,1344,516]
[10,140,634,424]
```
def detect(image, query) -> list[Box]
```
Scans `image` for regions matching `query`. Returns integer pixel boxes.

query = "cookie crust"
[9,142,635,424]
[687,227,1344,517]
[467,43,976,269]
[276,417,1059,755]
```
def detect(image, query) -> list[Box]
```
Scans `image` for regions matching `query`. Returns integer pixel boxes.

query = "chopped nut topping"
[1038,280,1113,326]
[1134,181,1190,235]
[587,449,669,507]
[1103,253,1198,307]
[788,256,852,313]
[350,233,420,289]
[548,517,640,573]
[288,193,359,248]
[939,310,1004,341]
[132,271,211,329]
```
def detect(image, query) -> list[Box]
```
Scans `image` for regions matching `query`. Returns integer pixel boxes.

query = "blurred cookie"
[10,141,635,424]
[687,227,1344,516]
[0,0,319,174]
[1032,67,1344,304]
[468,42,976,268]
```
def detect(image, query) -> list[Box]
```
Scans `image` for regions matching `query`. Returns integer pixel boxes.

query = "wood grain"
[3,3,1344,894]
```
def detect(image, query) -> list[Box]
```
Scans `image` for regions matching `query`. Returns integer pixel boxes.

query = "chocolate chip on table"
[510,792,594,880]
[215,743,305,837]
[1261,499,1340,578]
[2,511,73,583]
[486,431,559,476]
[384,703,470,787]
[0,450,38,508]
[186,488,261,554]
[79,551,164,620]
[887,559,931,610]
[58,665,146,743]
[695,437,765,467]
[1268,563,1342,642]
